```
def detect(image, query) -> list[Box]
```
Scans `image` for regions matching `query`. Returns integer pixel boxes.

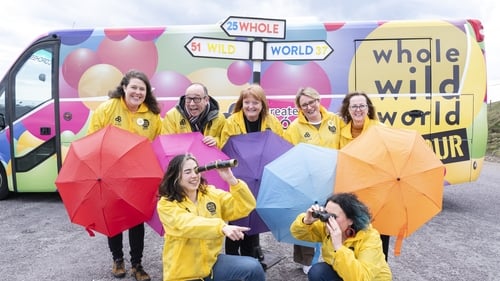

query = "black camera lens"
[312,210,337,222]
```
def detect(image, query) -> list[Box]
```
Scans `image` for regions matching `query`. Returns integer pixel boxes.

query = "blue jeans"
[308,262,343,281]
[203,254,265,281]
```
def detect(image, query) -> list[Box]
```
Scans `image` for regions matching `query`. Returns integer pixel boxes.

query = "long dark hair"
[325,193,371,232]
[158,154,207,202]
[108,69,161,114]
[339,92,376,123]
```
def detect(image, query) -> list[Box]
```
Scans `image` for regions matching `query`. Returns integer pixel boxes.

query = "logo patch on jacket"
[114,116,122,126]
[179,119,189,130]
[206,202,216,215]
[137,118,150,129]
[328,120,337,133]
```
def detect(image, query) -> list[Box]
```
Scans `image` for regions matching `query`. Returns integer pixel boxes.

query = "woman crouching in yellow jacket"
[157,153,265,281]
[290,193,392,281]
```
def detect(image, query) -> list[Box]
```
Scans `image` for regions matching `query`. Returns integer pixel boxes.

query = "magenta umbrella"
[222,131,293,235]
[147,132,230,235]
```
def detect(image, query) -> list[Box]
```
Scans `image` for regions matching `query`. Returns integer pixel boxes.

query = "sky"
[1,0,499,102]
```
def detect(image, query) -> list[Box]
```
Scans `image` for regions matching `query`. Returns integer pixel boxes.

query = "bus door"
[5,41,61,193]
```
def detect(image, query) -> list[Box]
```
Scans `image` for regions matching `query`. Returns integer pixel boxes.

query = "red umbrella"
[148,132,230,235]
[55,125,163,237]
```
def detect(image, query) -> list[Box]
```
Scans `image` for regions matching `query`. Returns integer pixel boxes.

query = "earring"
[345,227,356,238]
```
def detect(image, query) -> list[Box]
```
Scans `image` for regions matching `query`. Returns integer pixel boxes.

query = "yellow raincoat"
[88,97,164,140]
[283,106,344,149]
[219,110,284,148]
[339,117,382,148]
[157,180,256,281]
[162,96,226,147]
[290,213,392,281]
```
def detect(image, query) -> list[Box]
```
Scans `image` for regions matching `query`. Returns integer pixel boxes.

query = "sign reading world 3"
[185,16,333,61]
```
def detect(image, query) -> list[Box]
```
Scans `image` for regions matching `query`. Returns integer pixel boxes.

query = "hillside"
[487,101,500,157]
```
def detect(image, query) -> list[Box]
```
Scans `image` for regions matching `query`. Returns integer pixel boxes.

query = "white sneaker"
[302,265,312,274]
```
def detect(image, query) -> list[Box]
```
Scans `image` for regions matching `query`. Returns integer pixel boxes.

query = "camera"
[312,210,337,222]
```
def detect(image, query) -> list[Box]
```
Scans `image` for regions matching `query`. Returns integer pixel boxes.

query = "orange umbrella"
[334,126,445,255]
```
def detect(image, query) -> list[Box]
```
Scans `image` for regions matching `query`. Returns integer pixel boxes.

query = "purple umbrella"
[222,130,293,235]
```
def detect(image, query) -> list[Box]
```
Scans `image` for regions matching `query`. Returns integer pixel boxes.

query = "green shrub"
[487,101,500,156]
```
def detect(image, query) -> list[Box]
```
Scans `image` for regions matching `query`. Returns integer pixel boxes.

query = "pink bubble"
[261,61,331,95]
[22,103,56,141]
[227,61,252,85]
[129,27,165,41]
[104,29,128,41]
[59,101,91,134]
[324,22,345,31]
[97,36,158,78]
[59,73,79,98]
[61,48,101,89]
[104,28,165,42]
[150,71,192,98]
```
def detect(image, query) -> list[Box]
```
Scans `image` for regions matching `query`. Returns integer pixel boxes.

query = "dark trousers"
[108,223,144,265]
[225,234,262,259]
[381,234,390,261]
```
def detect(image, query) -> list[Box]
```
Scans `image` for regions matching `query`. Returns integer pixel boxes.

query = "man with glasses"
[163,83,226,147]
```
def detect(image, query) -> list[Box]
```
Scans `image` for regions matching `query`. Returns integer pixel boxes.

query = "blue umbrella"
[222,130,293,235]
[257,143,337,247]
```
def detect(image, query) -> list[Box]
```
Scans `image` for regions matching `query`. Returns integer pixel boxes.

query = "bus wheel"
[0,166,9,200]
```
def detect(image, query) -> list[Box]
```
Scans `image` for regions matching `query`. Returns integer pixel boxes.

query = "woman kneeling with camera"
[290,193,392,281]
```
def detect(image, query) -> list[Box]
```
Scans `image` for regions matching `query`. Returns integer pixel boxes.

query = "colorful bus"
[0,18,488,199]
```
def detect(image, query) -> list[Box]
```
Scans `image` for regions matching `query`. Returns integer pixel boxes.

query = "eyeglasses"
[185,96,205,104]
[349,104,368,111]
[300,99,318,109]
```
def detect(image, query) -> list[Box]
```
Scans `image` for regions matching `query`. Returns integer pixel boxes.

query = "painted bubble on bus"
[97,36,158,79]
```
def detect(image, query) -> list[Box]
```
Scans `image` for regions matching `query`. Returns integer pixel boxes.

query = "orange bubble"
[78,64,123,110]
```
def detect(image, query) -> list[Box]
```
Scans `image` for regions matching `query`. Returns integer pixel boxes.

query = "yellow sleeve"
[218,118,233,149]
[205,113,226,148]
[333,229,392,280]
[220,180,256,222]
[162,109,179,134]
[266,114,285,137]
[87,102,109,135]
[283,120,300,145]
[158,198,226,240]
[290,213,324,243]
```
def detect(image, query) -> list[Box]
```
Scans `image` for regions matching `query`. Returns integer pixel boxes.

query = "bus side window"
[14,49,52,119]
